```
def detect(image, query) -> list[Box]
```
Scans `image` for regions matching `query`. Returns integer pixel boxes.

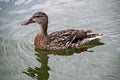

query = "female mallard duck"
[22,12,104,50]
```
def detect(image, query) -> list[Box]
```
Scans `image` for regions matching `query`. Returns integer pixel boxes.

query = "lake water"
[0,0,120,80]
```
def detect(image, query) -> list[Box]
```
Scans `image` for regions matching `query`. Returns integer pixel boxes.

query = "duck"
[22,12,104,50]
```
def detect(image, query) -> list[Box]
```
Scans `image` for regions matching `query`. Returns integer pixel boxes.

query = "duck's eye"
[34,15,44,18]
[34,16,40,18]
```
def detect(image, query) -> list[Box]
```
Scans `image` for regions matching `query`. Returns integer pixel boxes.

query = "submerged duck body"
[22,12,104,50]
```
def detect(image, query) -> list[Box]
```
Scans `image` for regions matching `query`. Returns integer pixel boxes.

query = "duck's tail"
[80,33,105,45]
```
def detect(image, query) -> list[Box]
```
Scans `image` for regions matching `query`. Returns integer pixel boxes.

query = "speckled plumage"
[22,12,104,50]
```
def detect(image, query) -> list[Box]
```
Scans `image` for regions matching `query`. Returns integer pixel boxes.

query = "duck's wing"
[49,29,90,46]
[48,29,98,49]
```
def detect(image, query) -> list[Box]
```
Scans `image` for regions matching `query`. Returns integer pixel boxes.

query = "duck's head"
[22,12,48,26]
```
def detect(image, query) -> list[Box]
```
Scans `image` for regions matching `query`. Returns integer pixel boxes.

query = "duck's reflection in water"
[23,39,104,80]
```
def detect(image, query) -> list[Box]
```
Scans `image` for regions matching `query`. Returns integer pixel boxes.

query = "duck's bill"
[21,18,34,25]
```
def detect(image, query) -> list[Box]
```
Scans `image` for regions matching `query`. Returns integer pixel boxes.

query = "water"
[0,0,120,80]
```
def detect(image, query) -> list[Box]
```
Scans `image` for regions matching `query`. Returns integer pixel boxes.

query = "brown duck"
[22,12,104,50]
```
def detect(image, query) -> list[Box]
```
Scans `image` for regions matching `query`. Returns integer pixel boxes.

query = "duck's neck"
[39,24,48,36]
[34,24,49,49]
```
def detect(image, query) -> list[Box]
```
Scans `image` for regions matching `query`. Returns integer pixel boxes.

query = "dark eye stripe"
[34,15,44,18]
[34,16,40,18]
